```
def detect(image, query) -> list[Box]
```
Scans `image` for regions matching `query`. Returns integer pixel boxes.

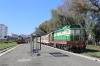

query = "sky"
[0,0,63,35]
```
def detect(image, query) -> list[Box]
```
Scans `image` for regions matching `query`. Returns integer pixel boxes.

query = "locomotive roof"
[54,25,80,33]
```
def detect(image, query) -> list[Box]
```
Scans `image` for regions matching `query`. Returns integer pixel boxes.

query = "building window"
[4,36,7,38]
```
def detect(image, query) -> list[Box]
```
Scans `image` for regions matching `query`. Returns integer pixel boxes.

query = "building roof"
[0,24,5,26]
[0,24,7,27]
[32,29,46,36]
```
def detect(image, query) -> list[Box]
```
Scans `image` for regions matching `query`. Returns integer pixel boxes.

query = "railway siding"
[0,42,18,54]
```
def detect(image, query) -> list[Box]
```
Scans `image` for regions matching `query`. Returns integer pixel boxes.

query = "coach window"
[76,30,80,35]
[70,30,74,35]
[4,36,7,38]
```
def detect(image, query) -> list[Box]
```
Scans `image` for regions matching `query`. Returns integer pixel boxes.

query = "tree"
[37,0,100,44]
[69,0,100,43]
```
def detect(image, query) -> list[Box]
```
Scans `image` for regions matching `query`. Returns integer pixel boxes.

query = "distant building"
[0,24,8,39]
[7,33,18,39]
[19,34,29,38]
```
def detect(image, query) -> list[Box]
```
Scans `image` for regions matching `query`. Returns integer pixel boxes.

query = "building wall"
[0,24,8,39]
[7,33,18,38]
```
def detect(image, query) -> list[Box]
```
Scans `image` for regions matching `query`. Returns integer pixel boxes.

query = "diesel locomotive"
[16,36,25,44]
[38,25,86,52]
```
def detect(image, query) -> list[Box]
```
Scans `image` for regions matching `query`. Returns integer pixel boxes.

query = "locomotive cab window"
[70,30,74,35]
[70,29,80,35]
[75,30,80,35]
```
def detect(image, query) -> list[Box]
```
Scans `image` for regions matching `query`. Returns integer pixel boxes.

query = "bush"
[0,40,15,44]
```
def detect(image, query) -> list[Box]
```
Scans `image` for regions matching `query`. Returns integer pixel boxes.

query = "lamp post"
[30,34,33,56]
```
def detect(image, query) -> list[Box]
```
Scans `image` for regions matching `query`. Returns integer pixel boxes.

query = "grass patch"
[0,42,18,50]
[82,45,100,57]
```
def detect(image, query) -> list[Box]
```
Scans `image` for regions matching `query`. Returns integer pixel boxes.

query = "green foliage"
[0,42,17,50]
[38,9,76,34]
[38,21,50,33]
[38,0,100,43]
[0,40,15,43]
[82,45,100,57]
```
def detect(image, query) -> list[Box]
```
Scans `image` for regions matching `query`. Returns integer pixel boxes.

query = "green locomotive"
[49,25,86,52]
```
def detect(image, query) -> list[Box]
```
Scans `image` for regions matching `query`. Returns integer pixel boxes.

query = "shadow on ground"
[49,52,69,57]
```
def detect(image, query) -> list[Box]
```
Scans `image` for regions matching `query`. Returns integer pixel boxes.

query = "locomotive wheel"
[48,43,50,46]
[53,44,56,48]
[56,44,59,48]
[81,45,86,52]
[64,45,69,51]
[49,43,52,46]
[51,44,53,47]
[58,44,61,49]
[61,45,64,50]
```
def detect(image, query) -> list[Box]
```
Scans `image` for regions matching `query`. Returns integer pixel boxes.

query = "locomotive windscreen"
[17,36,23,40]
